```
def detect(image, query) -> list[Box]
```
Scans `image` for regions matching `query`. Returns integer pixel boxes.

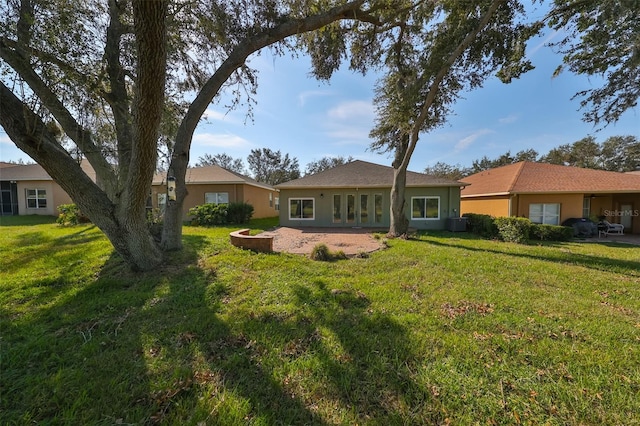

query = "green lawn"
[1,216,639,425]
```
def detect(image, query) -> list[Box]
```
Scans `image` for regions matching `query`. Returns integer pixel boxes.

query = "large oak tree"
[0,0,392,271]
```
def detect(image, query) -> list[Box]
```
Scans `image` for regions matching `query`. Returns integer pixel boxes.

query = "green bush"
[462,213,498,238]
[494,217,532,243]
[56,204,89,226]
[531,224,574,241]
[310,243,347,261]
[188,203,228,226]
[226,202,254,224]
[188,202,254,226]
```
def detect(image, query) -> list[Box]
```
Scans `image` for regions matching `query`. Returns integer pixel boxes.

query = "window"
[269,193,273,208]
[26,189,47,209]
[158,193,167,212]
[583,197,591,218]
[374,194,383,223]
[346,194,355,223]
[529,203,560,225]
[289,198,314,220]
[333,194,342,223]
[205,192,229,204]
[275,197,280,211]
[411,196,440,220]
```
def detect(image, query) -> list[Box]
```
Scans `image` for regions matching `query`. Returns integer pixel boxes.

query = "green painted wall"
[279,186,462,230]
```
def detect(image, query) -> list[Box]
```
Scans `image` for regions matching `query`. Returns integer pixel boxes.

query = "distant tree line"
[195,150,354,186]
[424,135,640,179]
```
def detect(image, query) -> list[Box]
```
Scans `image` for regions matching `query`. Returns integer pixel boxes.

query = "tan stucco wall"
[513,193,583,223]
[16,180,72,216]
[151,183,278,220]
[460,196,510,217]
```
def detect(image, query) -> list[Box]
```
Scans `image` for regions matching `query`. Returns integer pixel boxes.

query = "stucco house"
[460,162,640,234]
[1,161,279,220]
[0,161,95,216]
[275,160,466,229]
[151,165,280,219]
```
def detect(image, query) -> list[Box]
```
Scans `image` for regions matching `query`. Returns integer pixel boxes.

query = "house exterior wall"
[513,193,583,224]
[460,195,510,217]
[242,185,279,219]
[151,183,278,220]
[610,194,640,234]
[16,180,72,216]
[279,186,461,229]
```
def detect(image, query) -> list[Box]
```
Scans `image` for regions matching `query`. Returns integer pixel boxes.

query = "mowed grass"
[1,216,639,425]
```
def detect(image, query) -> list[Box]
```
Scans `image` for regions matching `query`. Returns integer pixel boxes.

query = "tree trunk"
[388,164,410,237]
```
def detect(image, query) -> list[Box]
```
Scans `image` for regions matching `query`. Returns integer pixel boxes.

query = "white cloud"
[324,100,375,146]
[298,90,333,107]
[202,108,240,124]
[498,114,519,124]
[454,129,494,153]
[193,132,254,149]
[327,100,374,120]
[529,29,562,57]
[0,134,11,145]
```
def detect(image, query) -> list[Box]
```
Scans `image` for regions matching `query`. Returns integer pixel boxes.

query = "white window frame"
[275,197,280,211]
[411,196,440,220]
[26,188,47,209]
[529,203,561,225]
[582,197,591,218]
[158,193,167,212]
[289,198,315,220]
[205,192,229,205]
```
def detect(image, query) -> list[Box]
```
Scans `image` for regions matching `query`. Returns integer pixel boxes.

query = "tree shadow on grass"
[414,233,640,277]
[1,234,327,424]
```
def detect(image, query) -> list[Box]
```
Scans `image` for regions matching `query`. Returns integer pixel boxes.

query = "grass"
[1,216,639,425]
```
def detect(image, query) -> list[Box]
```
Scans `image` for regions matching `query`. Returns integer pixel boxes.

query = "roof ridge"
[507,161,527,193]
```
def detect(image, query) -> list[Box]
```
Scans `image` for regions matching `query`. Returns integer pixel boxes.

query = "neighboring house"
[460,162,640,234]
[0,161,95,216]
[1,161,278,220]
[151,165,279,219]
[275,160,466,229]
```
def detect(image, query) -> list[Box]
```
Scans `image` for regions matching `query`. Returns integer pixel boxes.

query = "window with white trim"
[158,193,167,212]
[26,189,47,209]
[275,197,280,211]
[529,203,560,225]
[411,196,439,220]
[289,198,314,220]
[582,197,591,218]
[205,192,229,204]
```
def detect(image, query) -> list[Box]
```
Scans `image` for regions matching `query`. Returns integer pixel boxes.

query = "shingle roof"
[276,160,464,189]
[0,160,97,183]
[152,165,275,191]
[461,162,640,197]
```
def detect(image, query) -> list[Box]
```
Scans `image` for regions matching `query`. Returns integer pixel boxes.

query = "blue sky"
[1,25,638,174]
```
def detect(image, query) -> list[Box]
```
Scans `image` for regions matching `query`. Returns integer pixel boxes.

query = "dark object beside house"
[446,217,468,232]
[561,218,597,237]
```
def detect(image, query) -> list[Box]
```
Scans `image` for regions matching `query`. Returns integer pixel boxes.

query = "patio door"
[621,204,633,230]
[359,194,369,224]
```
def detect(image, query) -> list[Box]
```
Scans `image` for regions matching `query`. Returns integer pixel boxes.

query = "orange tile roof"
[461,162,640,197]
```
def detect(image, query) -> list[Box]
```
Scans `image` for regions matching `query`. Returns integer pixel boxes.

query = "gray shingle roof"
[153,165,275,191]
[276,160,465,189]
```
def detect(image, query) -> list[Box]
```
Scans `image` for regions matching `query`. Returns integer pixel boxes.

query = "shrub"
[462,213,498,238]
[494,217,532,243]
[310,243,331,261]
[531,224,574,241]
[226,202,254,224]
[188,203,228,226]
[310,244,347,261]
[56,204,89,226]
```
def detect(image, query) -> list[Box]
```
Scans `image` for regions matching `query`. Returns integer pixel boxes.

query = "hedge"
[189,202,254,226]
[464,213,574,243]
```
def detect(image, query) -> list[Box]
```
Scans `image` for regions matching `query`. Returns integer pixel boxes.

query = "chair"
[602,220,624,236]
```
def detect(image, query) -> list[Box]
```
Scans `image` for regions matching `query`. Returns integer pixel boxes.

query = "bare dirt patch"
[259,227,385,256]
